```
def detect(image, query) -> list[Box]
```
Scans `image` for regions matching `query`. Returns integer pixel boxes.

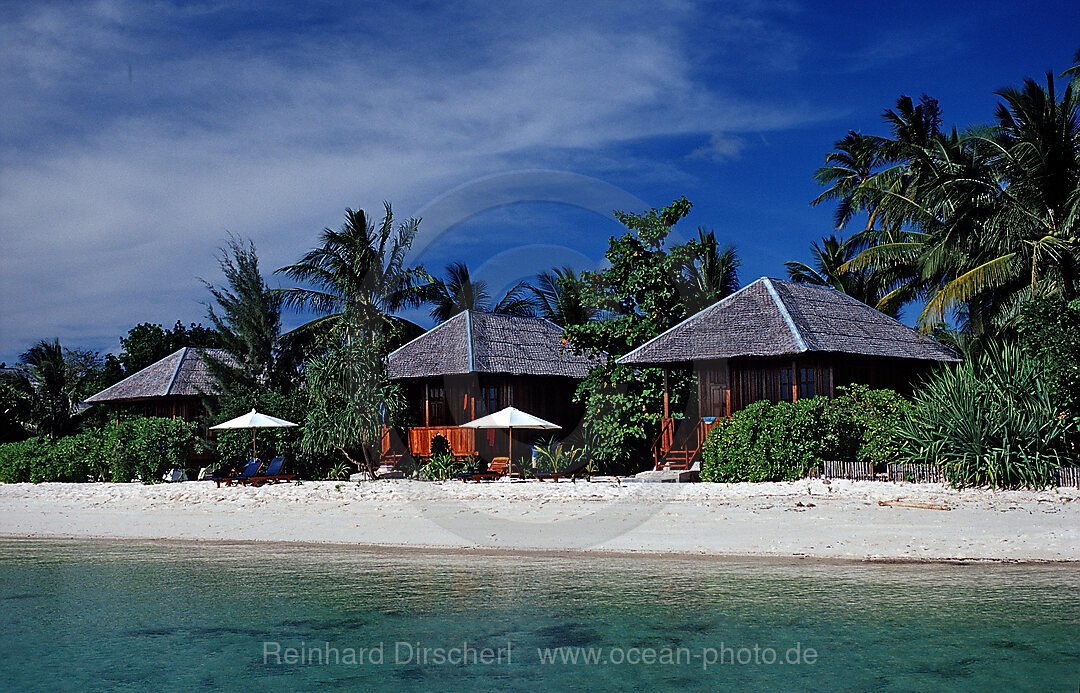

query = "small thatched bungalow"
[617,277,960,468]
[385,310,595,461]
[85,347,230,421]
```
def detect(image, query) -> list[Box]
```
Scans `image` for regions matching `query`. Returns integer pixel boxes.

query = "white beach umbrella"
[460,406,560,474]
[210,409,298,464]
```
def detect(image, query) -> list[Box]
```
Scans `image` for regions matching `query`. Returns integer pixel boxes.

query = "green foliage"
[421,451,467,481]
[0,417,196,484]
[701,400,834,483]
[701,386,912,483]
[427,261,534,323]
[303,337,405,477]
[532,437,584,474]
[565,197,735,474]
[1017,295,1080,418]
[897,343,1073,488]
[119,321,220,374]
[276,204,431,345]
[0,438,50,483]
[202,235,298,397]
[831,385,912,466]
[107,417,198,482]
[429,434,451,457]
[2,339,104,440]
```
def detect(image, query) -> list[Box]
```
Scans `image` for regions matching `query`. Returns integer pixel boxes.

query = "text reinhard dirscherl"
[262,641,818,670]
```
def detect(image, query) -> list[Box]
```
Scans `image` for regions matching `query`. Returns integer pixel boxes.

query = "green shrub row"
[701,385,910,483]
[0,417,197,483]
[897,343,1073,489]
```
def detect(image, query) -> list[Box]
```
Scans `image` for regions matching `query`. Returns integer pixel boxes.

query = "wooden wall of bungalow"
[692,354,940,419]
[395,374,583,460]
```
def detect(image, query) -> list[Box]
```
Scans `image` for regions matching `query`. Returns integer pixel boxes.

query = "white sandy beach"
[1,479,1077,562]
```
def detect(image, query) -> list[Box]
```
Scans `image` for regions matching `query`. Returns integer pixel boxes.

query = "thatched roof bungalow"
[617,277,959,468]
[386,310,594,460]
[85,347,231,421]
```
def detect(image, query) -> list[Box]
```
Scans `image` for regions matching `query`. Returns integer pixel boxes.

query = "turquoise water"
[0,540,1077,691]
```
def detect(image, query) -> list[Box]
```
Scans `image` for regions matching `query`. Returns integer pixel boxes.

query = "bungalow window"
[428,386,447,426]
[482,386,500,414]
[779,368,794,402]
[799,368,816,399]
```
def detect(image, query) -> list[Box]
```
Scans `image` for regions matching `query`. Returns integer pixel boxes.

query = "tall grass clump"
[897,343,1073,488]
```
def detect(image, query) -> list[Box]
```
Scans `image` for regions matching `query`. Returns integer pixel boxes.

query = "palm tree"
[1,339,87,439]
[785,235,906,317]
[811,131,888,231]
[276,204,431,348]
[681,228,740,313]
[530,266,598,327]
[427,261,535,323]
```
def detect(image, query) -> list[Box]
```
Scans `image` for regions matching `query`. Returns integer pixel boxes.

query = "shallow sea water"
[0,539,1077,691]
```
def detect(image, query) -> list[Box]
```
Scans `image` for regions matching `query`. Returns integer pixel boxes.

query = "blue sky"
[1,0,1078,364]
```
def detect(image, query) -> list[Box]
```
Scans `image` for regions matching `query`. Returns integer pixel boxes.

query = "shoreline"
[1,479,1077,563]
[3,534,1078,566]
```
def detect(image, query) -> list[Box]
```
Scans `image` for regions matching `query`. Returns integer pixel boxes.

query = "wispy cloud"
[0,0,823,359]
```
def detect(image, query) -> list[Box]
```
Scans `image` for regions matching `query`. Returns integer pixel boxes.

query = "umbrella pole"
[508,426,513,478]
[252,429,256,465]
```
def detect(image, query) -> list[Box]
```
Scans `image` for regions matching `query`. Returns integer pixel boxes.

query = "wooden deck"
[406,425,477,457]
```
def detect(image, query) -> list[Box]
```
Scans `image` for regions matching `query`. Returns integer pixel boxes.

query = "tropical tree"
[427,261,535,323]
[811,131,888,232]
[302,336,405,478]
[785,235,905,317]
[530,266,598,327]
[276,204,430,346]
[202,235,298,398]
[0,339,93,439]
[118,321,220,374]
[816,64,1080,337]
[564,197,706,473]
[679,228,740,313]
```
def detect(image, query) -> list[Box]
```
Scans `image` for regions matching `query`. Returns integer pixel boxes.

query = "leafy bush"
[701,386,912,483]
[831,385,911,466]
[897,343,1072,488]
[1017,296,1080,441]
[42,430,111,482]
[532,437,585,474]
[420,451,468,481]
[107,417,198,482]
[0,418,197,483]
[702,399,833,482]
[429,434,451,457]
[0,438,50,483]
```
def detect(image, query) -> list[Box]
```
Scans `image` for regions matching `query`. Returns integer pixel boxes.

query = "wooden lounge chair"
[243,457,295,487]
[216,459,262,487]
[533,456,591,482]
[455,457,509,482]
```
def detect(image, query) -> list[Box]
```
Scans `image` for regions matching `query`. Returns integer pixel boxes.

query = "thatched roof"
[388,311,594,379]
[618,277,960,366]
[85,347,233,403]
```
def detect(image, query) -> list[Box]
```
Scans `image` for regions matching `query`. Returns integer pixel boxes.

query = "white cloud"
[0,0,823,360]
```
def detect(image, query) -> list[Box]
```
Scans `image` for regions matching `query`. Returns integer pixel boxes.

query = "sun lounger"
[215,459,262,487]
[455,457,509,482]
[533,457,591,482]
[243,457,296,486]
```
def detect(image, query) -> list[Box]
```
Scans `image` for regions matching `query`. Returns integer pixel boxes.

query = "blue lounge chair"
[216,459,262,487]
[243,457,295,486]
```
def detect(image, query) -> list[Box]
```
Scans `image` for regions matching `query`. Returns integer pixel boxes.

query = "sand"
[1,478,1077,562]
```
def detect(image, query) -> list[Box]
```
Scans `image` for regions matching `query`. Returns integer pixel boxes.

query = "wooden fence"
[886,463,944,483]
[807,461,1080,487]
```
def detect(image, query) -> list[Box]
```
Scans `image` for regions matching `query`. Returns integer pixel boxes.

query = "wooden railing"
[652,418,717,470]
[407,426,477,458]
